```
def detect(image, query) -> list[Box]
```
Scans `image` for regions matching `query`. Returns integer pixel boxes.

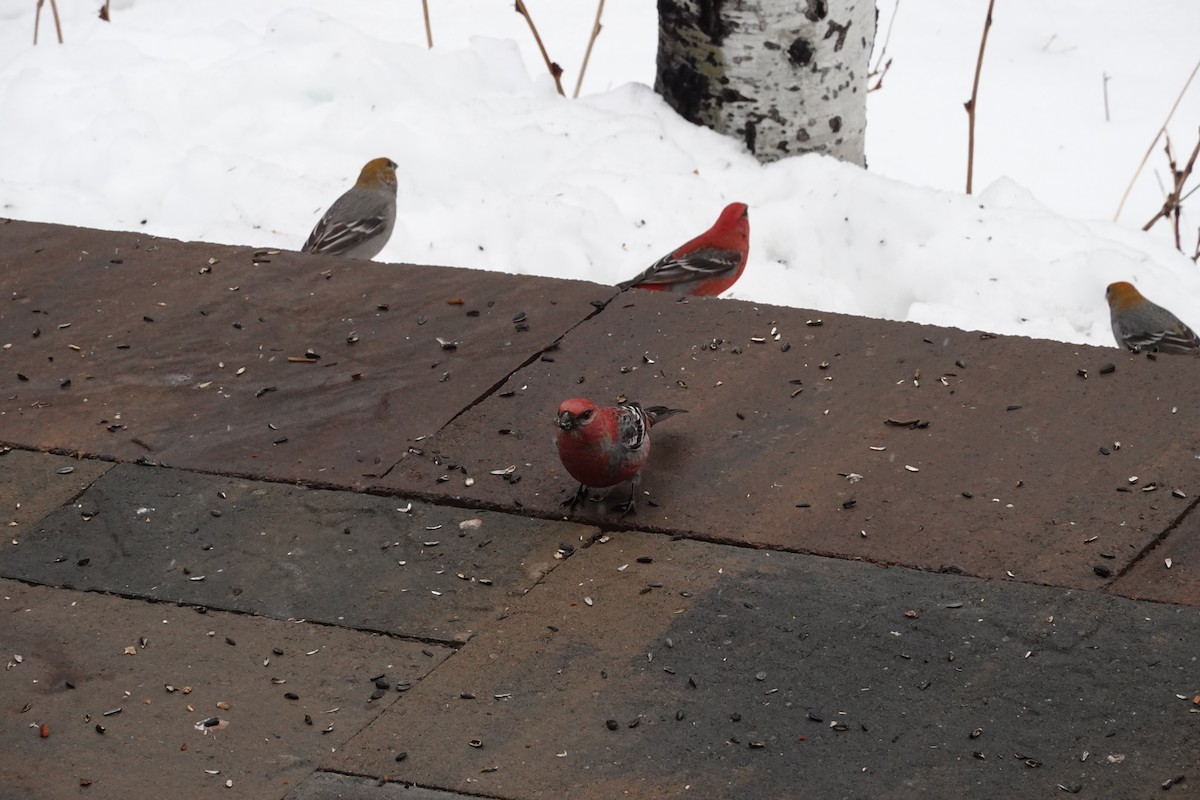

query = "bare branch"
[33,0,64,45]
[1142,129,1200,256]
[867,0,900,92]
[964,0,995,195]
[1115,59,1200,221]
[573,0,605,99]
[515,0,565,97]
[421,0,432,49]
[868,58,893,93]
[50,0,62,43]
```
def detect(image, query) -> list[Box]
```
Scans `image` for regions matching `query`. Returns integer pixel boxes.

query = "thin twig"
[573,0,605,98]
[868,58,893,93]
[49,0,63,43]
[1102,72,1110,122]
[1172,143,1189,251]
[964,0,995,194]
[1180,182,1200,206]
[868,0,900,92]
[33,0,64,44]
[1152,165,1168,204]
[1142,131,1200,254]
[421,0,432,49]
[1114,58,1200,221]
[515,0,565,96]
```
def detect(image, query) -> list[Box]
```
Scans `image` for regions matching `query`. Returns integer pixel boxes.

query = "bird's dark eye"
[580,410,593,421]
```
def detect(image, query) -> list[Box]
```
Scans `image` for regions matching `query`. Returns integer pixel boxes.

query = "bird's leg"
[614,475,640,517]
[562,483,589,510]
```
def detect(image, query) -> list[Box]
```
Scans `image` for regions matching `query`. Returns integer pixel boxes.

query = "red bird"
[556,398,686,513]
[618,202,750,297]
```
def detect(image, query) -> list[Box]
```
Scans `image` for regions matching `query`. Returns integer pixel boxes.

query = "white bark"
[655,0,874,166]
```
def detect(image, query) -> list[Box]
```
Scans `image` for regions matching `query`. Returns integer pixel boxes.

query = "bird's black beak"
[558,411,576,431]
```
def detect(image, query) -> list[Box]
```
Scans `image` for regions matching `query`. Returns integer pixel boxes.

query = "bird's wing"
[616,403,651,452]
[619,246,742,290]
[1119,318,1200,354]
[1150,324,1200,354]
[303,215,388,256]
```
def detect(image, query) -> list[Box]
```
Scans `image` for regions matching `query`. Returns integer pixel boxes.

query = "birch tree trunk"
[655,0,874,166]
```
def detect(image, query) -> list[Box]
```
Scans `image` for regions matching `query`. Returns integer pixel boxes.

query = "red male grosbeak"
[556,398,686,513]
[619,202,750,297]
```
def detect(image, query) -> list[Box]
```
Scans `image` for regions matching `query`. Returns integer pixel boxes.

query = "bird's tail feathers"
[643,406,687,425]
[616,272,646,292]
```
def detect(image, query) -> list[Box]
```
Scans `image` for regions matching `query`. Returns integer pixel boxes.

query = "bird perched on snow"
[556,398,686,513]
[618,202,750,297]
[1105,281,1200,355]
[302,157,398,260]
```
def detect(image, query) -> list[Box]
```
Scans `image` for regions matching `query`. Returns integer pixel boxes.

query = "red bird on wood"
[619,202,750,297]
[556,398,686,514]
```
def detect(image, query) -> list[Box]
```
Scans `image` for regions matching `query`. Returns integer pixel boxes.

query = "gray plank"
[0,578,452,800]
[333,531,1200,799]
[0,463,595,642]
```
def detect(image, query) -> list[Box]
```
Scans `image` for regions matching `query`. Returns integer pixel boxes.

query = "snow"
[1,0,1198,347]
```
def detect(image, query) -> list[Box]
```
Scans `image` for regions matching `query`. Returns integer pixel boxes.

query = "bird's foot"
[562,483,589,511]
[615,476,639,517]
